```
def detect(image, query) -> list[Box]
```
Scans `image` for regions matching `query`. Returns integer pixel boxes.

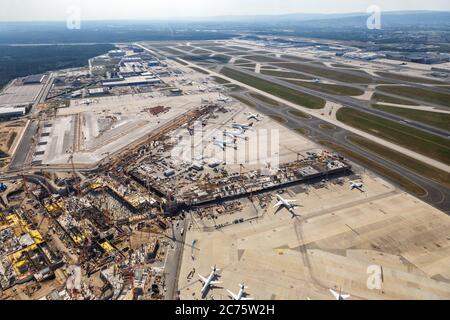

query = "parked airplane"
[350,181,364,192]
[330,288,350,300]
[218,95,231,102]
[227,284,253,300]
[198,266,221,296]
[232,122,254,131]
[223,128,246,140]
[247,113,261,121]
[213,137,237,150]
[273,194,300,216]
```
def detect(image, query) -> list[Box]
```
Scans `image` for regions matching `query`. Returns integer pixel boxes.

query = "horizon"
[1,0,450,22]
[0,9,449,24]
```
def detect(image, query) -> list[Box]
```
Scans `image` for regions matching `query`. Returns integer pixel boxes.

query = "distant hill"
[199,10,450,28]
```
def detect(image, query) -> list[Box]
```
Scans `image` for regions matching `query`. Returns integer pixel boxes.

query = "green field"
[372,104,450,131]
[224,84,242,91]
[371,92,420,106]
[191,49,211,54]
[378,86,450,108]
[286,80,365,96]
[271,62,374,84]
[287,110,312,119]
[375,71,444,84]
[234,59,251,64]
[260,69,313,80]
[248,92,281,106]
[336,108,450,165]
[319,140,426,196]
[189,66,209,74]
[236,63,256,68]
[176,45,195,52]
[230,94,256,107]
[243,55,283,63]
[331,63,358,69]
[281,55,312,62]
[348,135,450,189]
[268,114,288,124]
[221,67,325,109]
[211,76,230,84]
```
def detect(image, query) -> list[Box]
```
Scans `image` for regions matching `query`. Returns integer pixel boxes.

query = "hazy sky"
[1,0,450,21]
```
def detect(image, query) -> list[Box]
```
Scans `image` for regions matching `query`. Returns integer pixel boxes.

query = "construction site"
[1,41,450,301]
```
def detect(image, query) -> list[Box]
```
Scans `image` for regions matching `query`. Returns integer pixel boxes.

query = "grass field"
[378,86,450,108]
[267,114,288,124]
[221,67,325,109]
[225,84,242,91]
[348,135,450,189]
[375,71,444,84]
[189,66,209,75]
[236,63,256,68]
[331,63,358,69]
[191,49,211,54]
[211,76,230,84]
[248,92,281,106]
[271,62,374,84]
[286,80,365,96]
[319,140,426,196]
[287,110,312,119]
[234,59,251,64]
[229,94,256,107]
[281,55,312,62]
[243,55,283,63]
[336,108,450,165]
[371,92,420,106]
[176,45,195,52]
[260,70,313,80]
[372,104,450,131]
[319,124,336,130]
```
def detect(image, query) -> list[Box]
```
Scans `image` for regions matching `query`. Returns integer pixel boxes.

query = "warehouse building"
[0,107,27,120]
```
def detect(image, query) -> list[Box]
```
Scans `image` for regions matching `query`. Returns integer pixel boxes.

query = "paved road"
[237,91,450,214]
[164,216,190,300]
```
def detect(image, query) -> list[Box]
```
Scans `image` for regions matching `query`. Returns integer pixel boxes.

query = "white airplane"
[223,128,246,140]
[330,288,350,300]
[213,137,236,150]
[350,181,364,192]
[273,194,300,216]
[218,95,231,103]
[198,266,221,296]
[247,113,261,121]
[227,284,253,300]
[232,122,254,131]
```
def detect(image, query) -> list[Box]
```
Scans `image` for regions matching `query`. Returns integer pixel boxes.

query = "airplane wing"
[241,297,254,300]
[329,289,340,300]
[341,294,350,299]
[209,281,221,287]
[198,274,207,283]
[285,199,297,203]
[273,201,283,208]
[227,290,239,300]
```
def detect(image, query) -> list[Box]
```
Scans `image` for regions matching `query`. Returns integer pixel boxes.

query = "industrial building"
[0,107,27,120]
[102,76,161,88]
